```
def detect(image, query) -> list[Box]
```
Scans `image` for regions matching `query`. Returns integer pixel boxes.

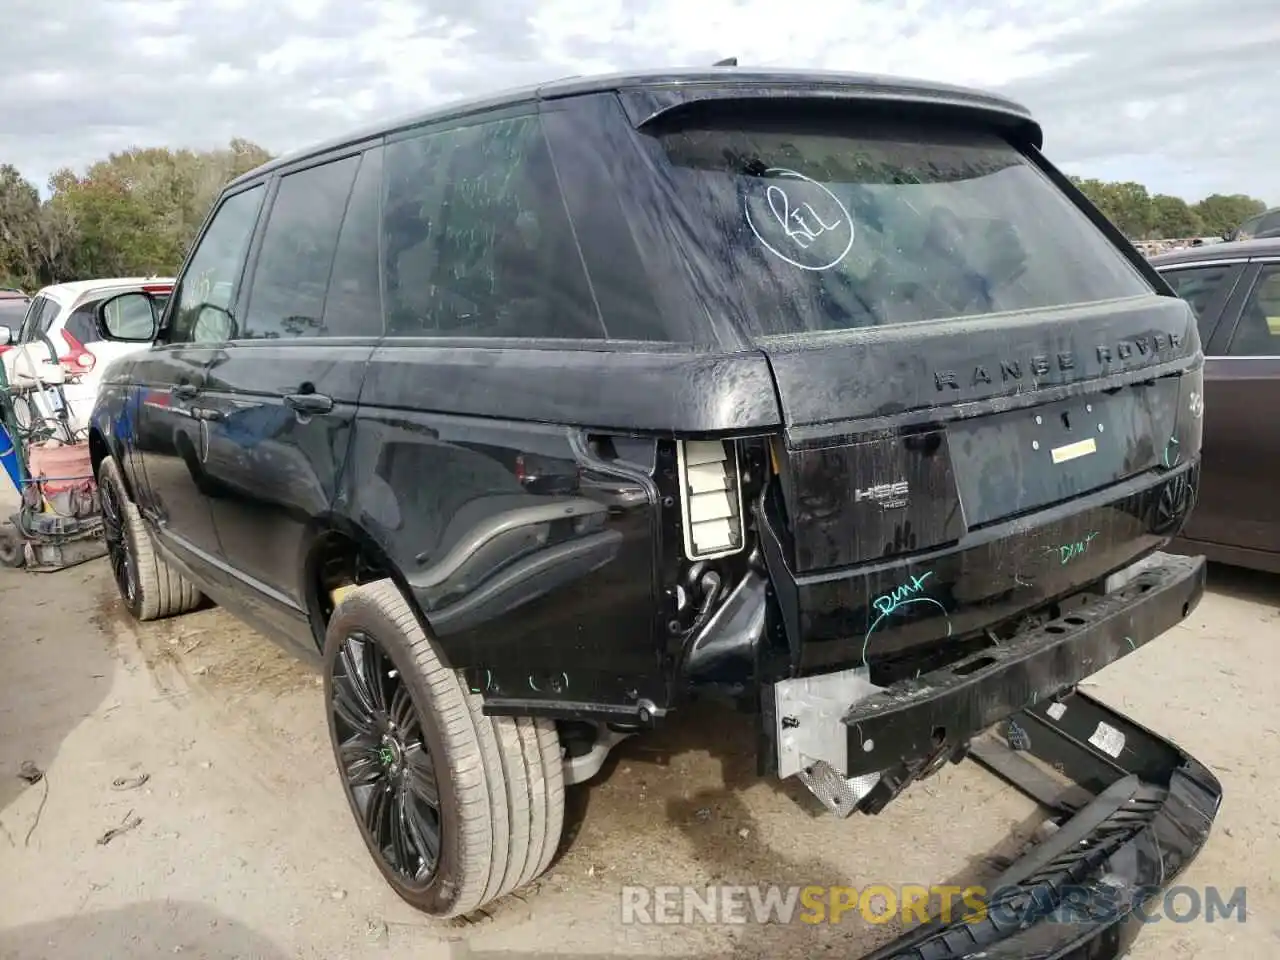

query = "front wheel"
[322,580,564,918]
[97,455,203,621]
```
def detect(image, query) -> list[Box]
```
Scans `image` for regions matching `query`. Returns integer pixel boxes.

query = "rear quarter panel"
[346,341,782,713]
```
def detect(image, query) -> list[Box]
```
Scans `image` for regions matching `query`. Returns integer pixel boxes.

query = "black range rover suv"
[88,68,1220,957]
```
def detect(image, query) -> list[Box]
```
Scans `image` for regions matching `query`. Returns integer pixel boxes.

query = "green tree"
[46,139,273,279]
[1071,177,1269,240]
[1150,194,1202,239]
[0,164,43,288]
[1192,193,1268,238]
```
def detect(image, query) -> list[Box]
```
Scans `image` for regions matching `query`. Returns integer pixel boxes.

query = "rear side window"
[381,114,604,340]
[243,155,361,339]
[649,119,1153,337]
[1160,264,1239,345]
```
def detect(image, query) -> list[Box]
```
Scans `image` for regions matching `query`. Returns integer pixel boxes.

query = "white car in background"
[0,277,173,433]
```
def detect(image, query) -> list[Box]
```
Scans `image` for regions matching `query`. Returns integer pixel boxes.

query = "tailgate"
[765,295,1202,574]
[755,295,1204,673]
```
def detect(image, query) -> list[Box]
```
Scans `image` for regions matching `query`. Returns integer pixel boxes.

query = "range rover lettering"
[88,68,1221,960]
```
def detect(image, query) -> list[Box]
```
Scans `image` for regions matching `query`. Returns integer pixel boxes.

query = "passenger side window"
[1227,264,1280,357]
[381,114,604,340]
[1161,265,1237,347]
[169,185,265,344]
[242,156,361,339]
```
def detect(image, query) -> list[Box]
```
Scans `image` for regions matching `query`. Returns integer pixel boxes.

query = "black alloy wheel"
[330,630,442,889]
[99,469,137,606]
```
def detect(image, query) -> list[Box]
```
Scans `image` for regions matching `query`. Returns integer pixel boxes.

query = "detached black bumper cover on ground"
[858,553,1223,960]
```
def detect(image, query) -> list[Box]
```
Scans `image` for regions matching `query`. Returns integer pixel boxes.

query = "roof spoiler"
[621,77,1044,150]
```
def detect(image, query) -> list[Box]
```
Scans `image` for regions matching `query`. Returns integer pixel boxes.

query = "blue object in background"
[0,422,22,493]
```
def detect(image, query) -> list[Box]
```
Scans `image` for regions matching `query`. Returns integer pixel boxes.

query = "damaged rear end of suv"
[88,66,1220,959]
[532,70,1219,959]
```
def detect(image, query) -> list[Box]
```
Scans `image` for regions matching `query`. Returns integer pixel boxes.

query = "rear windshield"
[653,119,1152,337]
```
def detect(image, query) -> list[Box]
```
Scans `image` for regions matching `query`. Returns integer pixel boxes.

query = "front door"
[132,183,267,572]
[199,149,383,651]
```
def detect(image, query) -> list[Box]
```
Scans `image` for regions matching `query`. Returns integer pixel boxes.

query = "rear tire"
[322,579,564,918]
[97,455,203,621]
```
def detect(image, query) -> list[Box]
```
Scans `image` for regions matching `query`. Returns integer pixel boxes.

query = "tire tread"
[99,456,203,621]
[326,579,565,918]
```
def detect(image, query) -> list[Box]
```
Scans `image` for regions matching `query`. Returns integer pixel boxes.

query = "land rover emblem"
[855,480,909,509]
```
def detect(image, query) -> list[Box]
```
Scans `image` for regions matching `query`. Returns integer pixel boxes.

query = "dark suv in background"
[87,68,1219,959]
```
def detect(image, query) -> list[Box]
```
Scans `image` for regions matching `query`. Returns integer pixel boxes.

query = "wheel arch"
[88,425,136,501]
[301,512,440,657]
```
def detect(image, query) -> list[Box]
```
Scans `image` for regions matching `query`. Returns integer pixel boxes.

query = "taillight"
[675,439,745,559]
[58,330,96,374]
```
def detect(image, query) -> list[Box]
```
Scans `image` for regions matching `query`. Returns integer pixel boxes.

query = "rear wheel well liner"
[301,517,436,656]
[89,427,134,501]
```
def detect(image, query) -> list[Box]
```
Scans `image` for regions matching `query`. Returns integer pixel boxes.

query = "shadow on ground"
[0,901,290,960]
[556,698,1048,959]
[0,566,115,815]
[1205,561,1280,609]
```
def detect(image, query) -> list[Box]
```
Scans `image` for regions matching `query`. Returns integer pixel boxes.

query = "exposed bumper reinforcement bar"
[864,688,1222,960]
[842,551,1206,780]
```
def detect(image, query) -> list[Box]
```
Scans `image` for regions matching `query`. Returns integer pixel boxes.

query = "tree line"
[0,140,1272,291]
[0,139,272,291]
[1067,177,1268,241]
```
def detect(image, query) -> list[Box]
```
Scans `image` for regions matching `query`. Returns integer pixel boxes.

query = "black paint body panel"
[761,460,1201,674]
[88,70,1206,727]
[357,343,781,434]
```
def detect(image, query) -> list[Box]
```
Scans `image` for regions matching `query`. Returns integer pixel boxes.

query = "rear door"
[1196,259,1280,557]
[131,183,267,573]
[1154,260,1246,546]
[198,147,383,650]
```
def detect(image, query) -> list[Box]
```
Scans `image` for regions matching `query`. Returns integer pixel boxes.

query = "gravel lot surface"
[1,554,1276,959]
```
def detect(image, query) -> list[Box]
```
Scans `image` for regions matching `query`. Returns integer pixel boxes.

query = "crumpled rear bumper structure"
[770,551,1222,959]
[866,689,1221,959]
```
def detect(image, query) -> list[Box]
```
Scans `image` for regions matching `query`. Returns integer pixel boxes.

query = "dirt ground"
[1,550,1277,960]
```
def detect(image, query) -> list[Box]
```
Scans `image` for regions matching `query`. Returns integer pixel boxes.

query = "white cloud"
[0,0,1272,203]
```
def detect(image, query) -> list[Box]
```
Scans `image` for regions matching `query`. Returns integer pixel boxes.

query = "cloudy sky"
[1,0,1274,203]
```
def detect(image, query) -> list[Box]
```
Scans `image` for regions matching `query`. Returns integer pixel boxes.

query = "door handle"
[192,407,223,422]
[285,393,334,415]
[173,382,199,399]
